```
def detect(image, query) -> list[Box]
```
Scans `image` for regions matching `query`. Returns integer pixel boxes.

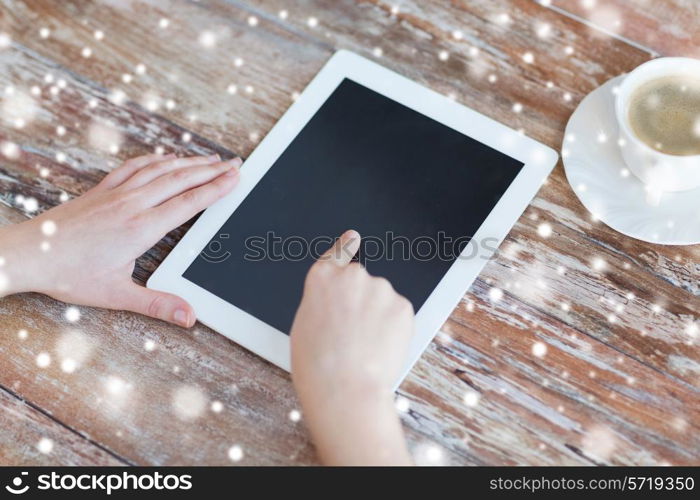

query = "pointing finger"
[319,230,361,267]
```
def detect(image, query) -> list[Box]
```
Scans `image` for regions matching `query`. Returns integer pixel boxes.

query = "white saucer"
[562,75,700,246]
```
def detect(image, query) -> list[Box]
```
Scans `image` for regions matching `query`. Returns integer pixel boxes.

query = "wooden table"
[0,0,698,466]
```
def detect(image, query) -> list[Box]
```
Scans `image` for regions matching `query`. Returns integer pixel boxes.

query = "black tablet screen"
[183,79,523,333]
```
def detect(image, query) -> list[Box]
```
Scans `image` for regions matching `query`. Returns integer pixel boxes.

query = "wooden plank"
[0,47,235,207]
[0,295,308,465]
[0,0,697,465]
[0,386,124,465]
[0,206,124,467]
[403,280,699,465]
[548,0,700,57]
[0,200,26,225]
[232,0,651,140]
[480,200,700,387]
[0,0,330,158]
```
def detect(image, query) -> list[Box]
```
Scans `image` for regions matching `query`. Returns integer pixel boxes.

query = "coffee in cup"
[627,74,700,156]
[614,57,700,199]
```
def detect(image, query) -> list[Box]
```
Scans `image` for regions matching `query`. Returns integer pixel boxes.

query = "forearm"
[299,388,412,466]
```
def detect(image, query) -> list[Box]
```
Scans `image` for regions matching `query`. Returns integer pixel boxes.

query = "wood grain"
[0,0,698,465]
[1,0,329,157]
[0,387,124,465]
[0,204,125,466]
[549,0,700,57]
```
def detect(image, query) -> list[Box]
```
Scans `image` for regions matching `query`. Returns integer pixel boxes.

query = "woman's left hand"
[0,152,241,327]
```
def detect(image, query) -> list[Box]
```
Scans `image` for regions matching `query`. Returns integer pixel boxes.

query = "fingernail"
[229,157,242,168]
[173,309,189,327]
[207,154,220,162]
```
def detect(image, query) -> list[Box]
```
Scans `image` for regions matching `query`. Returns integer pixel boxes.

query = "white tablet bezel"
[148,50,558,383]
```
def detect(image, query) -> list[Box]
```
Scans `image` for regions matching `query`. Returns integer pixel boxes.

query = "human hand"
[0,153,241,327]
[290,230,414,465]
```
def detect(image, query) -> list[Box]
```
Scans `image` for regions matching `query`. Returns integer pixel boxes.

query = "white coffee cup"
[614,57,700,204]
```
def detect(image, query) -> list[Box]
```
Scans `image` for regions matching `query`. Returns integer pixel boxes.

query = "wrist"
[309,395,409,465]
[294,370,395,415]
[294,376,410,465]
[0,221,47,296]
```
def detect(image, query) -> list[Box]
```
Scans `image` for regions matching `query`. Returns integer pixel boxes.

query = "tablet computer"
[148,50,558,384]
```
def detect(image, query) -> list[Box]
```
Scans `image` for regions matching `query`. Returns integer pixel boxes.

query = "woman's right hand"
[290,230,414,465]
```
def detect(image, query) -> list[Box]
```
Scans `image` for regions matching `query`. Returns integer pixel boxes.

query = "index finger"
[319,230,361,267]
